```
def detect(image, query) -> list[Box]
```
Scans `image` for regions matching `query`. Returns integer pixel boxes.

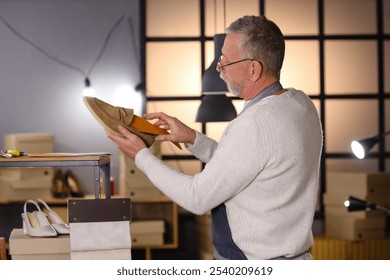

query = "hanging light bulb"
[82,77,95,97]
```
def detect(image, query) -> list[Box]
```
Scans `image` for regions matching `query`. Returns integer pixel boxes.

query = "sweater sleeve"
[135,115,269,215]
[185,130,219,163]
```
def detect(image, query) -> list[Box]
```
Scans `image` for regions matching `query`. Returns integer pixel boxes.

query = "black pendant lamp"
[196,33,237,122]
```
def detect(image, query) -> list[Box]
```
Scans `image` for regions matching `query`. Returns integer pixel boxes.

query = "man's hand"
[144,112,196,145]
[107,126,146,159]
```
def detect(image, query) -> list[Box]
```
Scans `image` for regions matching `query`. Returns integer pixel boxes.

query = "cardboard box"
[119,153,157,188]
[4,133,54,153]
[119,146,163,198]
[71,249,131,260]
[324,204,385,219]
[131,220,165,246]
[0,175,52,201]
[0,167,54,180]
[9,228,70,260]
[325,214,386,241]
[1,133,55,201]
[126,187,163,200]
[327,172,390,196]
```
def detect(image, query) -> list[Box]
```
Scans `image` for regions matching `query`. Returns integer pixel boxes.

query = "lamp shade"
[196,94,237,122]
[344,196,376,212]
[202,33,228,94]
[351,129,390,159]
[196,33,237,122]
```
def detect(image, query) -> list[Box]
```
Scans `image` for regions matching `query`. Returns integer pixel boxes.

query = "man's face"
[217,33,251,98]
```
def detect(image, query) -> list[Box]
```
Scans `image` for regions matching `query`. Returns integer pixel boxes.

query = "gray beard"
[220,73,240,96]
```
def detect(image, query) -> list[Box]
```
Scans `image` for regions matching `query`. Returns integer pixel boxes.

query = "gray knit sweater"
[135,88,323,259]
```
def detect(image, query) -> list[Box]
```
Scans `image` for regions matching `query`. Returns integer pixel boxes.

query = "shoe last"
[37,198,70,235]
[21,200,57,237]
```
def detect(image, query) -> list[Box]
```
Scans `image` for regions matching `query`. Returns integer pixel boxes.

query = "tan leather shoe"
[83,96,180,149]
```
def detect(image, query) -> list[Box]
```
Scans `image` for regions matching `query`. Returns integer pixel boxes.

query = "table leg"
[94,166,101,199]
[101,163,111,199]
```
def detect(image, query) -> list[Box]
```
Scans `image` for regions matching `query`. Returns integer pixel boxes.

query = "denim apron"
[211,82,283,260]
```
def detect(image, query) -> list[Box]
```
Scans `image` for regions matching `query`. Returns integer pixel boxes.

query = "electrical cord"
[0,12,129,82]
[0,12,86,77]
[86,15,126,77]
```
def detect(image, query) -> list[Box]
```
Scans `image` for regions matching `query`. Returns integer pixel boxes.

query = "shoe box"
[9,221,134,260]
[130,220,165,247]
[9,228,70,260]
[118,142,163,199]
[0,133,54,201]
[0,175,53,201]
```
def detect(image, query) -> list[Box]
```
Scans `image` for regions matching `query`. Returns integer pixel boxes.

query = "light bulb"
[351,140,365,159]
[83,77,95,96]
[113,85,143,114]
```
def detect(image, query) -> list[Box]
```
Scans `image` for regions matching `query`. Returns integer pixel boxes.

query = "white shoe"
[37,198,70,235]
[21,200,57,237]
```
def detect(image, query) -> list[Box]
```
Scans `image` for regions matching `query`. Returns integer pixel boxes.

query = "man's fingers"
[118,125,135,139]
[153,120,168,128]
[155,134,173,142]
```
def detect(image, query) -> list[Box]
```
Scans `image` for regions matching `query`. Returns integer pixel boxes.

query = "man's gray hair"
[226,15,285,80]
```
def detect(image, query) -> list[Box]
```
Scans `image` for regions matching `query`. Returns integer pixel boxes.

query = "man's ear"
[250,60,263,81]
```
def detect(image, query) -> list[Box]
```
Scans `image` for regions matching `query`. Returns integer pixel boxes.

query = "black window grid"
[140,0,390,218]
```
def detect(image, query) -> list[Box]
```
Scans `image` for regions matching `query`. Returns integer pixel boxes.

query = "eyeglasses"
[217,55,261,70]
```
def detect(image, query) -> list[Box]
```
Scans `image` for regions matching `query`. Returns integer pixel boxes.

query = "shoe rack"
[0,153,111,200]
[0,153,112,258]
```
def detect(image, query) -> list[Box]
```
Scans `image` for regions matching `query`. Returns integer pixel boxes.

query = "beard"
[220,72,244,97]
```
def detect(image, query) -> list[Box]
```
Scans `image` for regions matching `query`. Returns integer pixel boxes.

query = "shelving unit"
[0,154,111,199]
[130,195,178,260]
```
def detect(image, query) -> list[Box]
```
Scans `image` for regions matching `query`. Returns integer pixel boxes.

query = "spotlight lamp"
[344,196,390,215]
[351,129,390,159]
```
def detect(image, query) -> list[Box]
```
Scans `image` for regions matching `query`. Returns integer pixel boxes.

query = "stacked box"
[324,172,390,241]
[119,142,163,199]
[130,220,165,246]
[3,133,54,153]
[0,133,54,201]
[9,228,70,260]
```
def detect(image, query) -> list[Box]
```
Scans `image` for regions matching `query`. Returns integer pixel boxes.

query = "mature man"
[107,15,323,260]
